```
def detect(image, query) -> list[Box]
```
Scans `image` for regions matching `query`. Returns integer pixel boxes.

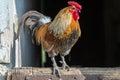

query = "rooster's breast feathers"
[43,20,80,56]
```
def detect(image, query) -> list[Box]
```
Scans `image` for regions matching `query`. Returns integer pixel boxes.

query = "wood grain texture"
[7,67,120,80]
[7,67,85,80]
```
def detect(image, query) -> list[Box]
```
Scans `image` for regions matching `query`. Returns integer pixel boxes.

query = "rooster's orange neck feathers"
[48,7,72,36]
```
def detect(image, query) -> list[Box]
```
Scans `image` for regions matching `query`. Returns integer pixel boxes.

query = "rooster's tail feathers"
[17,10,51,39]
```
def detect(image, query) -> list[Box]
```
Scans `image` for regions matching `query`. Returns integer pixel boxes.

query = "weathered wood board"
[7,67,120,80]
[7,67,85,80]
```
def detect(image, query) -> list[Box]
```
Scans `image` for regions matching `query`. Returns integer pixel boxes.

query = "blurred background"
[15,0,120,67]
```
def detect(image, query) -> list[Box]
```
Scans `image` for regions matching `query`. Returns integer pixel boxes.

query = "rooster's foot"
[52,67,61,77]
[60,55,70,71]
[62,63,70,71]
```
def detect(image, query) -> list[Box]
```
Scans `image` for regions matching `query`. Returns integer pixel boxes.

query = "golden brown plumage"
[18,1,82,77]
[34,6,81,57]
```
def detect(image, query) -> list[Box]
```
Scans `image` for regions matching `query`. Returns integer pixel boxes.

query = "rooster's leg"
[51,56,61,77]
[60,55,70,71]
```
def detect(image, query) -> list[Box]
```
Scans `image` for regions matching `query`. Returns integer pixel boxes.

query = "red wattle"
[73,11,79,21]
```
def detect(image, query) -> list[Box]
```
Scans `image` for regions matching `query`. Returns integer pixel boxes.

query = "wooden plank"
[26,75,84,80]
[7,67,120,80]
[12,75,26,80]
[11,74,84,80]
[80,68,120,80]
[32,68,82,75]
[7,67,85,80]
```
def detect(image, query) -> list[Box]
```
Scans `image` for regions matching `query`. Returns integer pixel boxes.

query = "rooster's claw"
[52,67,61,77]
[62,64,70,71]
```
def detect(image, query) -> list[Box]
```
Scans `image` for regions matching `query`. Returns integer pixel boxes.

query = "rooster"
[18,1,82,77]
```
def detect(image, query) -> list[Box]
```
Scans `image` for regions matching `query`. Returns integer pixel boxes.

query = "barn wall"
[0,0,17,79]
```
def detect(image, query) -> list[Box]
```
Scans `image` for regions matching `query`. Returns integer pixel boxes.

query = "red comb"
[68,1,82,10]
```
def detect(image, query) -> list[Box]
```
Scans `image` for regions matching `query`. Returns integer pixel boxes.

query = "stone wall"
[0,0,17,79]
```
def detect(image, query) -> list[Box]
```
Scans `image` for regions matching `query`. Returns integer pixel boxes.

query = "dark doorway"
[43,0,105,67]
